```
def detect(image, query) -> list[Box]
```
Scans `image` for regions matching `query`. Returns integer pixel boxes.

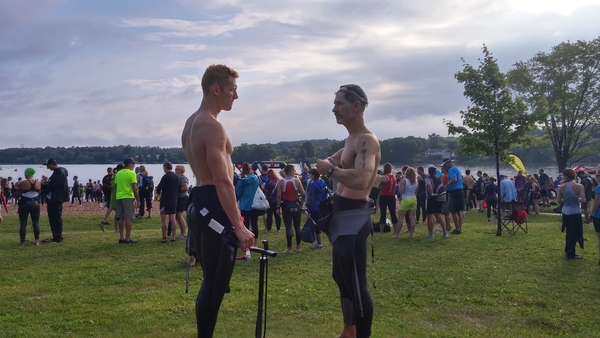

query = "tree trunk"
[495,149,502,236]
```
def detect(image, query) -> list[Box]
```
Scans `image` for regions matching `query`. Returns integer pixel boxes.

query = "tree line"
[0,133,591,166]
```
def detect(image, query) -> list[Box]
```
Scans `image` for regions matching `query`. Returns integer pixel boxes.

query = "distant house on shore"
[424,149,454,160]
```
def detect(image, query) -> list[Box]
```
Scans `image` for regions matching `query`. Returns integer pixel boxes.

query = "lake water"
[0,162,562,188]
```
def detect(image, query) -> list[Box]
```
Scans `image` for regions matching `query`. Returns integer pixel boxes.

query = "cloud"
[0,0,599,150]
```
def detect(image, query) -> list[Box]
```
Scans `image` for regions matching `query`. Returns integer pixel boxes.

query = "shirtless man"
[316,84,381,338]
[181,64,254,338]
[463,169,475,211]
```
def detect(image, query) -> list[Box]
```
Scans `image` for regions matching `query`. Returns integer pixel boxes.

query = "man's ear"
[211,84,220,96]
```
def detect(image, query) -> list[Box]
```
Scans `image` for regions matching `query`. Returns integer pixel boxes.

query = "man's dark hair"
[261,164,268,172]
[115,164,125,171]
[123,158,135,167]
[163,162,173,170]
[284,164,295,175]
[338,84,368,110]
[107,167,113,173]
[465,169,471,175]
[310,168,320,179]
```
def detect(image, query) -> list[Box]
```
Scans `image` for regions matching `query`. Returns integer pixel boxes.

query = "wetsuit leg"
[282,201,293,247]
[31,200,41,240]
[293,209,302,246]
[18,200,29,243]
[331,195,373,338]
[188,186,239,338]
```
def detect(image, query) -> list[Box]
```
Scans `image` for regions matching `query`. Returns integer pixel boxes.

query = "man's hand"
[235,225,255,251]
[316,159,332,175]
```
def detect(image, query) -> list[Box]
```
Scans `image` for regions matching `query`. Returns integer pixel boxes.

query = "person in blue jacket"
[235,162,261,248]
[306,169,329,249]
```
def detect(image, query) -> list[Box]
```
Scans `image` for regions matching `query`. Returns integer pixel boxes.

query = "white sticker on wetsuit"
[208,218,225,234]
[200,208,209,216]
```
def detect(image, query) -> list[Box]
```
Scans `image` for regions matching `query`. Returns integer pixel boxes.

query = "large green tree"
[446,45,537,236]
[508,37,600,171]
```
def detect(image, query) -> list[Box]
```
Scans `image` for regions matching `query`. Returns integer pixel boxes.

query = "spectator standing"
[156,162,180,243]
[114,158,139,244]
[17,168,42,246]
[277,164,305,253]
[538,168,551,207]
[263,169,281,232]
[378,163,398,235]
[578,170,594,223]
[236,162,262,251]
[138,168,154,219]
[441,158,463,234]
[305,169,328,249]
[175,164,189,239]
[556,169,586,259]
[514,170,526,203]
[41,159,69,243]
[71,176,82,205]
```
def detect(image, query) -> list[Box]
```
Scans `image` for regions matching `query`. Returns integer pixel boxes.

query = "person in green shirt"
[114,158,140,244]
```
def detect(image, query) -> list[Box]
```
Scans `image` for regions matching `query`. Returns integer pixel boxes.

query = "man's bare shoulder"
[183,111,225,140]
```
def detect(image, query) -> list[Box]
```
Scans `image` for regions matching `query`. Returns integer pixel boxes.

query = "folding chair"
[501,201,528,235]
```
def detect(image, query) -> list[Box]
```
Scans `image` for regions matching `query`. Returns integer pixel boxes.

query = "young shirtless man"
[181,64,255,338]
[316,84,381,338]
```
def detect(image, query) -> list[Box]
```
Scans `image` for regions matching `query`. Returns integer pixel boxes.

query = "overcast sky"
[1,0,599,149]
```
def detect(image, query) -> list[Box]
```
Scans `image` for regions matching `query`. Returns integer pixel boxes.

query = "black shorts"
[160,205,176,215]
[176,196,188,213]
[447,189,464,213]
[540,189,548,197]
[425,197,442,215]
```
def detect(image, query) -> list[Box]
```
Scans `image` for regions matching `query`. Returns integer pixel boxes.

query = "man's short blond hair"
[201,64,239,95]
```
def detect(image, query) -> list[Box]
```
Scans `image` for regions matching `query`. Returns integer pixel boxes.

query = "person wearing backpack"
[235,162,262,253]
[306,169,328,249]
[263,169,281,233]
[378,163,398,236]
[138,168,154,219]
[276,164,305,253]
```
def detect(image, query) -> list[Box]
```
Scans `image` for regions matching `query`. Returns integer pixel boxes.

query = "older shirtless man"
[181,64,254,338]
[316,84,381,338]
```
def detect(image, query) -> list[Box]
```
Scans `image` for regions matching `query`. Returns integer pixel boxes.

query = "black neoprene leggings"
[282,200,301,248]
[331,194,373,338]
[378,195,398,225]
[188,186,238,338]
[19,198,40,243]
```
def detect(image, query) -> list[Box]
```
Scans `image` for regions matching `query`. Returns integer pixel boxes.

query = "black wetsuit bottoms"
[187,186,239,338]
[328,194,374,338]
[281,200,302,248]
[19,197,40,243]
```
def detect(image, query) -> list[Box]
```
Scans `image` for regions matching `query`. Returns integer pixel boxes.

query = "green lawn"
[1,210,599,337]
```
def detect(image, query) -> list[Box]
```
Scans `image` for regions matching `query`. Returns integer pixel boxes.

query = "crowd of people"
[5,63,600,338]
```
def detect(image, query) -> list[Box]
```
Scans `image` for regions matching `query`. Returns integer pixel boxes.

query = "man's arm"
[328,148,344,167]
[131,183,140,203]
[577,184,586,204]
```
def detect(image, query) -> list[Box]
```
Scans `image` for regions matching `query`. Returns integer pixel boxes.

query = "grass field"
[1,210,599,337]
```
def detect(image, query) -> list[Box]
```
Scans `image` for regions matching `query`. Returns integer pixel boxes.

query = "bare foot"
[390,235,399,239]
[283,248,293,253]
[20,242,25,247]
[35,241,40,246]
